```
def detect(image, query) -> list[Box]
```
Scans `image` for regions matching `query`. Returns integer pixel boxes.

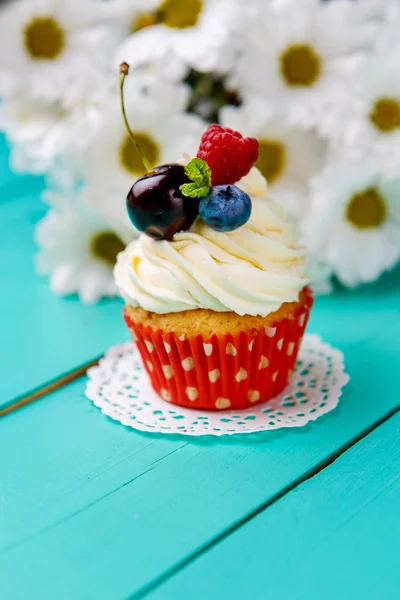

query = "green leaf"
[180,158,212,198]
[184,158,212,188]
[179,182,210,198]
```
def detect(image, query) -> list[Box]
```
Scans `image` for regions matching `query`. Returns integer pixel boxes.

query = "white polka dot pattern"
[208,368,220,383]
[215,398,231,409]
[248,390,260,403]
[160,388,170,401]
[226,342,237,356]
[287,342,295,356]
[182,357,194,371]
[86,335,349,436]
[186,387,198,401]
[145,340,154,353]
[122,287,314,411]
[265,326,276,338]
[162,365,174,379]
[203,343,213,356]
[235,368,248,382]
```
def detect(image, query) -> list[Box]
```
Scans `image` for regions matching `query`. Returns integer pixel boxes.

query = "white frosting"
[114,169,308,317]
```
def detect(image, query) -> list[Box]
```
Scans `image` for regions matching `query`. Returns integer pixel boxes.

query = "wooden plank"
[0,265,399,599]
[146,412,400,600]
[0,193,126,409]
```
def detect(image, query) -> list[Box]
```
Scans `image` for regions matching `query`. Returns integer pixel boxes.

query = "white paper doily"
[86,335,348,436]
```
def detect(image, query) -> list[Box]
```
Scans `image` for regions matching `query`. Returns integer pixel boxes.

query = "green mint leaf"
[184,158,212,188]
[180,158,212,198]
[193,185,211,198]
[179,182,211,198]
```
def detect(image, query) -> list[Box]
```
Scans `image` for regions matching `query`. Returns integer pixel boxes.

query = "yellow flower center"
[24,17,65,60]
[370,97,400,132]
[131,11,159,33]
[91,232,125,266]
[280,44,321,87]
[158,0,203,29]
[255,139,286,183]
[119,133,159,176]
[346,187,387,229]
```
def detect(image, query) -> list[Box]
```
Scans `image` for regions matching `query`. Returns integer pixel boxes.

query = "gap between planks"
[128,401,400,600]
[0,357,100,418]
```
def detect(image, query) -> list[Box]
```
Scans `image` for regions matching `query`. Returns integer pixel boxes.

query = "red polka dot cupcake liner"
[123,288,313,410]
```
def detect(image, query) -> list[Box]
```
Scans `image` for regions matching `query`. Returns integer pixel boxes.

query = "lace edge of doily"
[85,335,349,437]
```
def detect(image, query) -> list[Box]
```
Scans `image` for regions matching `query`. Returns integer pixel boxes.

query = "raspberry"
[197,124,259,186]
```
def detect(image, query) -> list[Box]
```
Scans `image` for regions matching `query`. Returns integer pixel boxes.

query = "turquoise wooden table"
[1,134,399,600]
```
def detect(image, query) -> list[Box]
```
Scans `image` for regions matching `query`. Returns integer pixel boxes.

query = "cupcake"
[114,64,312,410]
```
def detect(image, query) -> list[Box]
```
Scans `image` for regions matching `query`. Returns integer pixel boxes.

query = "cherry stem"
[119,62,152,174]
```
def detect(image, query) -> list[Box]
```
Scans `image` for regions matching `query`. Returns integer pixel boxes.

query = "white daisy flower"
[71,80,205,201]
[322,3,400,168]
[115,0,242,72]
[0,93,102,175]
[102,0,160,33]
[348,0,394,22]
[105,0,190,82]
[0,68,189,177]
[304,159,400,288]
[0,0,114,106]
[220,100,327,219]
[35,185,134,304]
[304,254,334,296]
[117,49,188,84]
[231,0,378,128]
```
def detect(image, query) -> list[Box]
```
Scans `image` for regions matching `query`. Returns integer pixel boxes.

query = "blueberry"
[199,184,252,232]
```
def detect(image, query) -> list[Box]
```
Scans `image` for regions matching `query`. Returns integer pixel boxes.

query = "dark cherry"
[126,163,199,241]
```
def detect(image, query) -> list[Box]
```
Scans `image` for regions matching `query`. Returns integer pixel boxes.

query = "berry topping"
[199,184,251,232]
[120,63,256,240]
[197,124,259,186]
[127,164,199,241]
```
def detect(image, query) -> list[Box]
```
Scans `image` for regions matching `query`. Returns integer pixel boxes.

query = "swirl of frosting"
[114,169,309,317]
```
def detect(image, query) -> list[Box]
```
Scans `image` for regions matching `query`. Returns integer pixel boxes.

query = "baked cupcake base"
[123,287,313,410]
